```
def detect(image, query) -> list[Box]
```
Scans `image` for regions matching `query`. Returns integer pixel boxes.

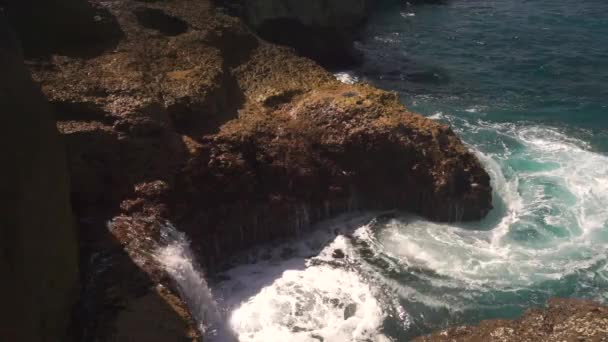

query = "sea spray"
[211,120,608,339]
[156,223,236,341]
[213,214,399,342]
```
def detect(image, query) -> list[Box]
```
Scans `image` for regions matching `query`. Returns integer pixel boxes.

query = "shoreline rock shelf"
[2,0,605,341]
[23,0,491,338]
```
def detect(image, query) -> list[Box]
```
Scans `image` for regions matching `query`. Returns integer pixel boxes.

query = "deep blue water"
[357,0,608,150]
[207,2,608,341]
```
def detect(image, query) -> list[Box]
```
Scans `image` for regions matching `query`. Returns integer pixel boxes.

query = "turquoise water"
[206,1,608,341]
[352,0,608,338]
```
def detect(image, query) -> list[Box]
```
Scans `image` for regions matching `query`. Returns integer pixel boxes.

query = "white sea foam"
[428,111,444,120]
[154,114,608,341]
[334,72,360,85]
[464,105,488,114]
[212,215,397,342]
[376,122,608,291]
[156,224,236,341]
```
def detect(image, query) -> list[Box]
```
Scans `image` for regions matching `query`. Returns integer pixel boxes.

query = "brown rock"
[414,298,608,342]
[2,0,123,57]
[28,0,491,266]
[20,0,493,339]
[80,213,200,342]
[179,83,491,264]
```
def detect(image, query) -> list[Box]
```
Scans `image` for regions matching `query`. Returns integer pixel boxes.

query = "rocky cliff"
[7,0,494,340]
[5,0,606,341]
[1,1,199,341]
[0,14,79,342]
[28,0,492,266]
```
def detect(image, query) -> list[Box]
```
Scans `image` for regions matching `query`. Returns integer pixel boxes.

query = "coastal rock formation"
[415,298,608,342]
[4,1,607,342]
[0,15,79,342]
[79,211,201,342]
[0,1,198,341]
[179,83,492,264]
[231,0,373,66]
[16,0,490,339]
[29,0,491,267]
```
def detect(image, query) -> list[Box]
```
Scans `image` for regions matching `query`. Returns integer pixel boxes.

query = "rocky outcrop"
[414,298,608,342]
[0,1,199,341]
[29,0,491,269]
[178,83,491,264]
[227,0,374,67]
[16,0,491,339]
[78,211,201,342]
[0,15,79,342]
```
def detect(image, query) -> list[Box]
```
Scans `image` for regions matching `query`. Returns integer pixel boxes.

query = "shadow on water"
[209,213,376,306]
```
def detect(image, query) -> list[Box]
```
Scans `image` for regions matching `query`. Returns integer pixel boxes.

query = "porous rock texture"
[29,0,492,263]
[0,14,79,342]
[20,0,493,340]
[414,298,608,342]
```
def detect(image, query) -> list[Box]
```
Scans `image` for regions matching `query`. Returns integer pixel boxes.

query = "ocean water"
[169,1,608,341]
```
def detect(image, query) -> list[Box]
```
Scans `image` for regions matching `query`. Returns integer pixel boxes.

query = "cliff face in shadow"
[2,0,123,57]
[0,2,199,341]
[233,0,373,67]
[0,15,79,342]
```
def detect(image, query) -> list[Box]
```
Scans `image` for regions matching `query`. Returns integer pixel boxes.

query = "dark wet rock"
[280,247,296,259]
[330,298,342,307]
[332,249,346,259]
[2,0,123,57]
[414,298,608,342]
[344,303,358,320]
[29,0,491,272]
[133,7,189,36]
[291,326,309,333]
[229,0,374,67]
